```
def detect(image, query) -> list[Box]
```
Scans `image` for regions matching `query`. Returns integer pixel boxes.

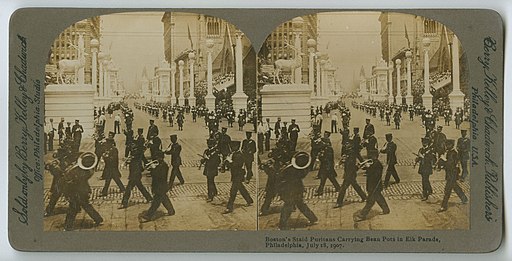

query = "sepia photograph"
[42,11,258,231]
[257,11,471,230]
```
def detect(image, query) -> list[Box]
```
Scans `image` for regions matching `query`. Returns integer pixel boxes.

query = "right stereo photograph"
[256,11,471,231]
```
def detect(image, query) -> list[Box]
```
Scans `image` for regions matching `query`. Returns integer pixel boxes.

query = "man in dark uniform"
[278,153,318,230]
[432,125,447,160]
[148,133,162,160]
[288,119,300,152]
[71,119,84,152]
[100,132,125,196]
[58,117,65,145]
[457,130,470,181]
[177,111,185,131]
[202,139,221,202]
[241,131,256,183]
[164,134,184,189]
[393,110,401,129]
[218,127,232,172]
[315,135,341,196]
[364,131,378,159]
[123,125,134,158]
[120,144,153,209]
[416,137,435,201]
[223,141,254,214]
[264,118,273,151]
[334,142,367,208]
[259,149,284,216]
[62,158,103,231]
[381,133,400,187]
[438,139,468,212]
[352,127,364,162]
[147,119,159,140]
[354,150,390,221]
[141,151,176,221]
[362,118,375,140]
[274,117,282,140]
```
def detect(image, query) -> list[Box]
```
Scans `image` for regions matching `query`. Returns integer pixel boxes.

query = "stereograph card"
[7,8,503,252]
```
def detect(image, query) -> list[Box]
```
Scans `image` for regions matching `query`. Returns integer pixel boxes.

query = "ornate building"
[161,12,256,102]
[46,17,101,85]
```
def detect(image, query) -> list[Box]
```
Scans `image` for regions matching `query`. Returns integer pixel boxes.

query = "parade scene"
[257,12,470,230]
[43,12,258,231]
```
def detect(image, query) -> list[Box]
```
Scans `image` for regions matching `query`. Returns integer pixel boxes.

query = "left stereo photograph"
[42,11,258,232]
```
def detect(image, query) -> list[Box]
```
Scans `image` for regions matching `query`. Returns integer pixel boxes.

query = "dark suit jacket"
[364,160,383,195]
[150,161,169,194]
[229,151,246,182]
[202,148,220,177]
[147,125,159,139]
[363,123,375,139]
[445,149,459,180]
[319,146,336,177]
[380,141,397,165]
[164,142,182,166]
[242,139,256,161]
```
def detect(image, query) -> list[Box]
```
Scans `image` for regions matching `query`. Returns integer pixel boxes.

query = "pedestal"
[178,97,185,106]
[205,94,216,111]
[188,97,197,107]
[45,84,95,136]
[94,96,112,107]
[422,94,433,111]
[405,95,414,105]
[260,84,312,135]
[232,92,248,112]
[388,95,394,105]
[449,90,465,112]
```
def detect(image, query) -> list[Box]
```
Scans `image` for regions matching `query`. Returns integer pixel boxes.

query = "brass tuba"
[279,151,312,173]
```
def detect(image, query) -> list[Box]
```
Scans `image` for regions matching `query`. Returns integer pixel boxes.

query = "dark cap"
[354,127,359,132]
[222,127,227,131]
[324,131,331,136]
[170,134,177,138]
[385,133,392,138]
[245,131,253,135]
[137,128,143,132]
[150,119,154,122]
[461,129,467,134]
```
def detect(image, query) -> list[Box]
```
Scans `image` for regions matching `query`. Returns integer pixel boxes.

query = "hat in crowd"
[137,128,143,133]
[75,119,79,122]
[437,126,443,130]
[222,127,227,131]
[245,131,253,135]
[324,131,331,136]
[354,127,359,132]
[366,118,371,121]
[150,119,154,123]
[385,133,393,138]
[230,140,241,151]
[446,139,455,146]
[291,118,296,121]
[170,134,177,139]
[461,129,468,134]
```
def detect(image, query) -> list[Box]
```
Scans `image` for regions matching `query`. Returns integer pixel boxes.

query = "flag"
[187,24,194,50]
[404,23,410,48]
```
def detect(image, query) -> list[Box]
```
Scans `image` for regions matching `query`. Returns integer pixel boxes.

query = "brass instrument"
[278,151,312,173]
[144,160,159,170]
[356,159,373,169]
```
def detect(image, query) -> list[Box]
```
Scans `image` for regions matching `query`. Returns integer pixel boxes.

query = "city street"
[43,99,258,231]
[257,100,470,230]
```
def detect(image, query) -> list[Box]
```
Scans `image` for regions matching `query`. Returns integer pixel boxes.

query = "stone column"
[77,33,85,85]
[315,52,322,97]
[449,35,465,112]
[90,39,99,96]
[307,39,316,96]
[205,39,216,111]
[395,59,402,105]
[231,31,248,112]
[405,50,414,105]
[422,38,433,111]
[388,61,394,104]
[188,52,196,107]
[98,52,105,97]
[178,60,185,105]
[292,17,304,84]
[170,62,176,105]
[320,59,326,97]
[156,60,171,102]
[102,59,111,98]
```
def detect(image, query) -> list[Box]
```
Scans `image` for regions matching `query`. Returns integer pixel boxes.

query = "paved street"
[43,99,470,231]
[43,99,258,231]
[257,100,470,230]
